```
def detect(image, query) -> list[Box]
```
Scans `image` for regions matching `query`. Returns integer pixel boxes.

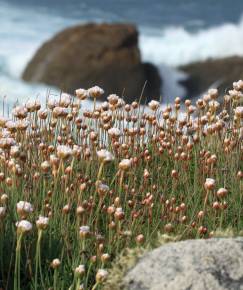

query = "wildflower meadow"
[0,83,242,289]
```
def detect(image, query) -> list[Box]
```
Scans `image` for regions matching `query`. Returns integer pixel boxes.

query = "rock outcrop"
[22,23,161,103]
[179,56,243,98]
[122,238,243,290]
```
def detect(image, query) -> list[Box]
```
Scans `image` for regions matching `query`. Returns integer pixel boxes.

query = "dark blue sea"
[1,0,243,105]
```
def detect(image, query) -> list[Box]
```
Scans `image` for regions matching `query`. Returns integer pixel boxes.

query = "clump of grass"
[0,82,242,289]
[103,247,146,290]
[104,233,180,290]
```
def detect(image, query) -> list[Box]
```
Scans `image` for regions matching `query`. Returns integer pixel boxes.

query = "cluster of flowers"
[0,82,242,289]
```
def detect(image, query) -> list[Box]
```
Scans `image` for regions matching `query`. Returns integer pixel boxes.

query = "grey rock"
[123,238,243,290]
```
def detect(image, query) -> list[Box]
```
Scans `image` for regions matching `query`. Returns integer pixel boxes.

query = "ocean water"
[1,0,243,107]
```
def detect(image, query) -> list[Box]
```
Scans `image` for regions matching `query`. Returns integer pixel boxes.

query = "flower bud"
[204,178,216,190]
[118,159,132,171]
[36,216,49,230]
[96,269,108,283]
[216,188,228,198]
[79,225,90,238]
[136,234,145,245]
[51,258,61,269]
[75,265,85,277]
[16,220,32,234]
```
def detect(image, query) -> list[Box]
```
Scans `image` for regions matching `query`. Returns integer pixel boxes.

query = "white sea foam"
[0,1,75,105]
[139,18,243,97]
[139,18,243,67]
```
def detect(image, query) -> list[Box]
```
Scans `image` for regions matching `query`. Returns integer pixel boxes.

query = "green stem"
[53,268,58,290]
[97,162,104,181]
[35,230,43,290]
[75,277,81,290]
[91,282,99,290]
[85,262,93,289]
[14,233,23,290]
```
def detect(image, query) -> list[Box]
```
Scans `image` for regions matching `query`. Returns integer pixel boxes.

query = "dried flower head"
[114,207,125,220]
[0,137,16,149]
[216,188,228,198]
[41,161,51,173]
[0,194,8,204]
[60,93,71,107]
[136,234,145,245]
[25,100,41,112]
[96,269,108,283]
[12,106,28,119]
[108,127,121,138]
[97,182,110,197]
[75,264,85,277]
[79,225,90,238]
[53,107,69,118]
[119,159,132,171]
[208,88,218,99]
[235,107,243,119]
[57,145,73,159]
[51,258,61,269]
[97,149,114,162]
[233,79,243,90]
[204,178,216,191]
[16,220,32,234]
[0,206,6,219]
[107,94,119,105]
[16,201,33,216]
[75,88,88,100]
[148,100,160,111]
[88,86,104,98]
[36,216,49,230]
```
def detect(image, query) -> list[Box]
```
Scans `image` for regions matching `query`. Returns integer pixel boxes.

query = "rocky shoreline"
[178,56,243,99]
[22,23,243,102]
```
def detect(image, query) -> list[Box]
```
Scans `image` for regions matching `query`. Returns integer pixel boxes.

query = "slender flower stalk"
[34,216,49,290]
[14,220,32,290]
[14,233,23,290]
[34,230,43,290]
[51,259,61,290]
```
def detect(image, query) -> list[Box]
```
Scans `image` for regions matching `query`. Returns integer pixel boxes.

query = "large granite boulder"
[179,56,243,98]
[121,238,243,290]
[22,23,161,103]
